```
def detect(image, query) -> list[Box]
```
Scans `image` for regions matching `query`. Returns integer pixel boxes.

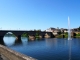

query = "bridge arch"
[4,32,16,37]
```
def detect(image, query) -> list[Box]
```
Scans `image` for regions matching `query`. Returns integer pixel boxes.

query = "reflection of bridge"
[0,30,55,44]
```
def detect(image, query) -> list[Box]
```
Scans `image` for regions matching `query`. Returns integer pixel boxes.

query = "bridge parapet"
[27,31,36,36]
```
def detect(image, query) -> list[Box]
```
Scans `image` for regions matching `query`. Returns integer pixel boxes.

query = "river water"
[2,37,80,60]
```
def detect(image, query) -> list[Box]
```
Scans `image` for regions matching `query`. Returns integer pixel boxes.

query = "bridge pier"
[0,36,3,40]
[28,35,35,41]
[0,36,4,45]
[16,35,21,42]
[51,33,55,38]
[42,35,44,38]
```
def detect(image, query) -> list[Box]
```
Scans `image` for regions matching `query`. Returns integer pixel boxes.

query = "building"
[63,29,68,33]
[45,27,56,32]
[45,27,58,35]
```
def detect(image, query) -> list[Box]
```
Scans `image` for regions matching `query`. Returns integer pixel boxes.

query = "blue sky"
[0,0,80,30]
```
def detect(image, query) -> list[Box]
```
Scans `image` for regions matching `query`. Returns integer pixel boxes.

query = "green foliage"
[75,33,80,38]
[37,29,41,31]
[64,32,68,35]
[76,33,80,36]
[22,33,28,37]
[57,35,63,38]
[35,32,39,38]
[65,34,68,38]
[36,33,39,36]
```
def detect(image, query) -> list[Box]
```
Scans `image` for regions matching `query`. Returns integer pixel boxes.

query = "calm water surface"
[2,37,80,60]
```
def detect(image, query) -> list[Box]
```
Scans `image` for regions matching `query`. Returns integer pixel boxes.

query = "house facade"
[45,28,58,35]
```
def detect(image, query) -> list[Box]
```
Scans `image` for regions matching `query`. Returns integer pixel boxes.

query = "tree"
[78,26,80,31]
[37,29,41,31]
[35,32,39,38]
[22,32,28,37]
[34,29,36,31]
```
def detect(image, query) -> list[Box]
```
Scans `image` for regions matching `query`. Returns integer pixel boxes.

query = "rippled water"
[2,37,80,60]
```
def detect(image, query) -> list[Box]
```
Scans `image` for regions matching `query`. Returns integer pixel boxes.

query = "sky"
[0,0,80,30]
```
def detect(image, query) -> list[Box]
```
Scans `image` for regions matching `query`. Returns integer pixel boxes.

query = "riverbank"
[0,54,9,60]
[55,35,80,38]
[0,44,37,60]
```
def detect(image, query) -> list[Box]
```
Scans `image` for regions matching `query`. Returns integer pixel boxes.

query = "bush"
[76,33,80,36]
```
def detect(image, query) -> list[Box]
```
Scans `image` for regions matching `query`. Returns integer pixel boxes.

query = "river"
[2,37,80,60]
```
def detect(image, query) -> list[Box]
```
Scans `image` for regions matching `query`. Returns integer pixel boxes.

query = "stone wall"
[0,44,37,60]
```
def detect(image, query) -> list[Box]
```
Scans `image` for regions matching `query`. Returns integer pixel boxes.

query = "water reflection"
[3,37,45,46]
[63,39,67,46]
[3,37,16,46]
[45,38,70,48]
[3,37,28,46]
[21,37,28,46]
[45,38,57,48]
[14,39,22,46]
[68,40,72,60]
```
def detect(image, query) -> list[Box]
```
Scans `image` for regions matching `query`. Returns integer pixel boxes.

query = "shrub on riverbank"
[75,33,80,38]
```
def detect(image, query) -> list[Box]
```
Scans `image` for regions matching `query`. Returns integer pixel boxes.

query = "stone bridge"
[0,30,55,43]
